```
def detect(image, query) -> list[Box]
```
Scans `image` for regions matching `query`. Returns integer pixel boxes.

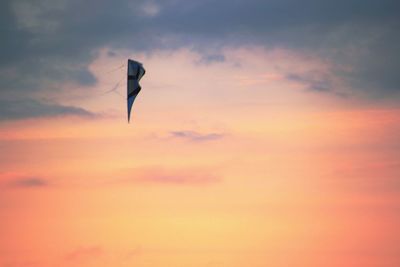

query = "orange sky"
[1,48,400,267]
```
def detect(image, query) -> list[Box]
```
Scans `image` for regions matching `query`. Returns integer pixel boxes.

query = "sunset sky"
[1,1,400,266]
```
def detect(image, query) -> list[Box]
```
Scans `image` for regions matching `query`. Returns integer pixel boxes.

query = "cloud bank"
[1,0,399,119]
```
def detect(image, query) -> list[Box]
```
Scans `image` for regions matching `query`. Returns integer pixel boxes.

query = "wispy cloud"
[331,161,400,194]
[170,131,225,142]
[8,176,49,188]
[0,172,50,189]
[125,168,221,186]
[286,72,333,92]
[12,177,48,187]
[196,53,226,64]
[125,246,142,260]
[65,246,104,261]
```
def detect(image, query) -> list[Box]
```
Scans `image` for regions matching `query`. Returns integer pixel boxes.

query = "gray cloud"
[286,72,333,93]
[0,99,95,121]
[196,53,226,64]
[284,71,350,98]
[9,177,48,188]
[170,131,225,142]
[0,0,399,107]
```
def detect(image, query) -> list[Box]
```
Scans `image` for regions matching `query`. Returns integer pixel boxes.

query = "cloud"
[147,0,400,97]
[170,131,225,142]
[126,168,220,185]
[125,246,142,260]
[140,1,160,17]
[196,53,226,64]
[65,246,104,261]
[331,161,400,194]
[284,71,350,97]
[8,177,49,188]
[0,99,95,121]
[0,0,399,101]
[286,72,333,92]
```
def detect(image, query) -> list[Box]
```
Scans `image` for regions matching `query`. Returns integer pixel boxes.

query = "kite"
[127,59,145,122]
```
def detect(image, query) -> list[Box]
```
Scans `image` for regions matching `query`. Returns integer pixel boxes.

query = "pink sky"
[1,47,400,267]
